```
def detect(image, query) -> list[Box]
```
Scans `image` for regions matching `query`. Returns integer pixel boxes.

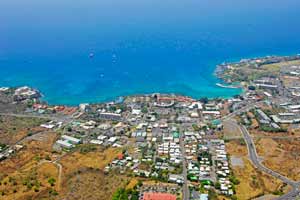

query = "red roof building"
[142,192,176,200]
[117,153,124,160]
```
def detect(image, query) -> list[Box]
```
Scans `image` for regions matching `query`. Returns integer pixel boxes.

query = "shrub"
[48,178,56,187]
[229,175,240,185]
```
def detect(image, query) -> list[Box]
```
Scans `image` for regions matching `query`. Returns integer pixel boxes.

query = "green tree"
[215,181,221,189]
[112,188,129,200]
[48,177,56,187]
[141,107,148,114]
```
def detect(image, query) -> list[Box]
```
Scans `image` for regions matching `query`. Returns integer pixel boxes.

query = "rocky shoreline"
[214,54,300,83]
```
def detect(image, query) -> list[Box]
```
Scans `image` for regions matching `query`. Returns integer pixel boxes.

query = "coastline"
[2,53,300,106]
[2,52,300,200]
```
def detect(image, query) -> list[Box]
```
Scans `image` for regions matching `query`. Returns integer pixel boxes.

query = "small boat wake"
[216,83,240,89]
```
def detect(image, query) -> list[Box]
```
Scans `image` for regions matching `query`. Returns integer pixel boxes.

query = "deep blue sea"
[1,0,300,105]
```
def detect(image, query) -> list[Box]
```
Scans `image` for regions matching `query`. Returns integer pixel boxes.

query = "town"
[1,55,300,200]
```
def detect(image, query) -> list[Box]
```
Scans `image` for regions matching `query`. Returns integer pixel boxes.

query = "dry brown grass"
[0,132,59,200]
[0,117,61,200]
[226,140,248,156]
[0,133,123,200]
[256,138,300,181]
[226,140,285,200]
[59,170,129,200]
[250,127,300,138]
[223,120,243,140]
[37,162,59,187]
[0,116,47,145]
[52,147,124,200]
[263,60,300,71]
[125,178,138,190]
[0,132,57,173]
[60,147,121,174]
[282,76,300,88]
[250,119,259,129]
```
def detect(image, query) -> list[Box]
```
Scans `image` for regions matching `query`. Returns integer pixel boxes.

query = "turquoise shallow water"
[1,0,300,105]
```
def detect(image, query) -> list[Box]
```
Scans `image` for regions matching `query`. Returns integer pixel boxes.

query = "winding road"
[0,112,73,191]
[39,159,63,190]
[225,119,300,200]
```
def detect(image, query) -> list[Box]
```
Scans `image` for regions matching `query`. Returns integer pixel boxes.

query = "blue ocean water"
[1,0,300,105]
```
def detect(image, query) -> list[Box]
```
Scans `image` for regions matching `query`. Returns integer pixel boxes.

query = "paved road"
[226,119,300,200]
[179,136,190,200]
[0,112,75,192]
[221,101,258,121]
[1,129,53,158]
[0,112,56,120]
[0,111,74,149]
[0,112,73,123]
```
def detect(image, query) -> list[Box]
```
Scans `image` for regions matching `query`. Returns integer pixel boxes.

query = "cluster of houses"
[0,144,10,161]
[279,64,300,98]
[157,133,182,165]
[131,145,156,178]
[250,62,300,100]
[0,86,43,105]
[2,87,240,198]
[187,159,211,182]
[271,112,300,124]
[90,128,128,147]
[28,103,78,116]
[55,135,81,149]
[212,140,234,196]
[270,103,300,124]
[254,78,279,92]
[244,101,300,132]
[202,103,222,119]
[104,152,138,174]
[184,132,215,186]
[2,89,239,197]
[58,119,130,148]
[255,109,281,130]
[0,144,23,161]
[4,57,300,199]
[40,121,62,129]
[90,135,123,147]
[131,138,183,181]
[13,86,41,102]
[0,86,247,200]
